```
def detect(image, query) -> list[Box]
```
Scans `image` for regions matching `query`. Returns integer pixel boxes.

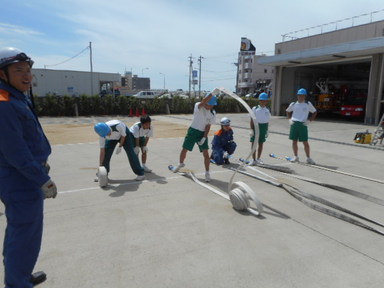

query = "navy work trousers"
[103,128,144,176]
[0,167,44,288]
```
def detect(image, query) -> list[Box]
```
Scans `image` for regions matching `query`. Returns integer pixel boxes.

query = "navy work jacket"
[0,82,51,187]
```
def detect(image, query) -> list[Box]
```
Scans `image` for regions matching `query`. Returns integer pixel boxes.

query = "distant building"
[132,74,150,91]
[32,69,120,96]
[32,69,151,97]
[119,71,150,96]
[236,37,273,96]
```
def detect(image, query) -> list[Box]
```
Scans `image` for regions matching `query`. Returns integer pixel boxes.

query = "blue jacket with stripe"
[0,82,51,187]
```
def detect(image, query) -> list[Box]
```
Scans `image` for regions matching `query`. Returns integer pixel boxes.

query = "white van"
[132,91,156,99]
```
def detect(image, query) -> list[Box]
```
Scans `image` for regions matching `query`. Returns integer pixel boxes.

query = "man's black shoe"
[30,271,47,286]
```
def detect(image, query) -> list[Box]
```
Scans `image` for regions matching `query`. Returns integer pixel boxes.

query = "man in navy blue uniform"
[210,117,237,165]
[0,47,57,287]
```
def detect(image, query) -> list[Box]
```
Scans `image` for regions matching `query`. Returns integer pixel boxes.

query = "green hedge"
[33,94,265,117]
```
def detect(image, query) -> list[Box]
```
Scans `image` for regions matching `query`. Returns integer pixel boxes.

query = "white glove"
[197,137,206,146]
[41,179,57,199]
[210,88,220,96]
[303,120,310,126]
[115,146,122,155]
[142,146,148,153]
[289,119,294,125]
[249,130,254,137]
[134,147,140,155]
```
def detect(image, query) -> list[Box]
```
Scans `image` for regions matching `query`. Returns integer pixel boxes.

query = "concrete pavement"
[1,113,383,287]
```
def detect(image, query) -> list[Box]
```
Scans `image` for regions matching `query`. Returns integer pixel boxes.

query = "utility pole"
[188,54,193,97]
[198,56,204,97]
[89,41,94,96]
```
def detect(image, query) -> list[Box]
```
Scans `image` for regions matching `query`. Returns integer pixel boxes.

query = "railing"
[281,9,384,42]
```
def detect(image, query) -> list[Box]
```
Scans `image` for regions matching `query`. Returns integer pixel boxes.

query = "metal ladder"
[370,113,384,146]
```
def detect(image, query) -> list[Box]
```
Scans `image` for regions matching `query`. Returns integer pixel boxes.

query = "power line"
[44,45,89,68]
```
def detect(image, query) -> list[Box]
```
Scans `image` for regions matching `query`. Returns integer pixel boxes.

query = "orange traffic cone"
[135,107,140,117]
[128,107,133,117]
[141,107,146,116]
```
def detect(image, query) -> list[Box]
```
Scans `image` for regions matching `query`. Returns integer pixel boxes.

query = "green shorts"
[139,136,146,147]
[182,127,209,152]
[250,123,268,143]
[289,121,308,142]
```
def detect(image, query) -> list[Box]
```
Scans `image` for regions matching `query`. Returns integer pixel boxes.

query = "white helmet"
[220,117,231,126]
[0,47,34,70]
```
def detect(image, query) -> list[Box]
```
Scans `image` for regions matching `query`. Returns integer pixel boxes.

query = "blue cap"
[207,96,217,106]
[94,123,111,137]
[297,88,307,95]
[258,92,268,100]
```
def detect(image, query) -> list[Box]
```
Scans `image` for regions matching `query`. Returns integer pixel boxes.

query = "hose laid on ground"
[228,165,384,236]
[281,183,384,236]
[247,165,384,207]
[182,170,263,216]
[269,153,384,185]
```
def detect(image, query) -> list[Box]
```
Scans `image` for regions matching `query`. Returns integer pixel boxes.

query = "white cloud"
[0,23,43,36]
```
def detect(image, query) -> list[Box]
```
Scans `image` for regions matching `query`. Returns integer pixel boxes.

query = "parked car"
[156,93,172,99]
[132,91,156,99]
[156,93,189,99]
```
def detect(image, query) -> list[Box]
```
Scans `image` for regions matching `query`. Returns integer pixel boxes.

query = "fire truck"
[311,78,367,118]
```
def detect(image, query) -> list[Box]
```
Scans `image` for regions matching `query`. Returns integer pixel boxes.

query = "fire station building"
[259,19,384,124]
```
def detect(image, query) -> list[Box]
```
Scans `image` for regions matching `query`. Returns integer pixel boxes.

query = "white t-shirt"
[286,101,317,122]
[190,102,216,131]
[99,120,127,148]
[129,122,154,138]
[252,105,271,124]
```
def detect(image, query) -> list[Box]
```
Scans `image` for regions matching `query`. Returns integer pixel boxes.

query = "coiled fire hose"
[219,87,264,215]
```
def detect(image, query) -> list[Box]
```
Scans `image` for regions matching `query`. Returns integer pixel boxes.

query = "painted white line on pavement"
[57,170,231,195]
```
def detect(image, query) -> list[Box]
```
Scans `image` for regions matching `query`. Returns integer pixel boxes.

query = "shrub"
[34,94,265,116]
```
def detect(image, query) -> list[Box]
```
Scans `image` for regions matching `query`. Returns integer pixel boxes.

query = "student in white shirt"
[249,92,271,165]
[94,119,145,181]
[170,88,219,182]
[129,115,154,173]
[286,88,317,164]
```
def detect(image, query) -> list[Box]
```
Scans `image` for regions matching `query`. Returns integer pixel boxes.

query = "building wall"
[276,20,384,54]
[32,69,121,96]
[237,54,273,95]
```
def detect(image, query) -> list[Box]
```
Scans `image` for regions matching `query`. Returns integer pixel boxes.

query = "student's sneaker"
[256,158,264,165]
[223,152,230,164]
[290,156,299,163]
[249,160,257,166]
[171,163,185,173]
[205,171,211,182]
[306,157,316,165]
[143,164,152,173]
[94,173,109,182]
[135,175,145,181]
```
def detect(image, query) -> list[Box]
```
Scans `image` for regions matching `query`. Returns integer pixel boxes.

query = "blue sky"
[1,0,383,91]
